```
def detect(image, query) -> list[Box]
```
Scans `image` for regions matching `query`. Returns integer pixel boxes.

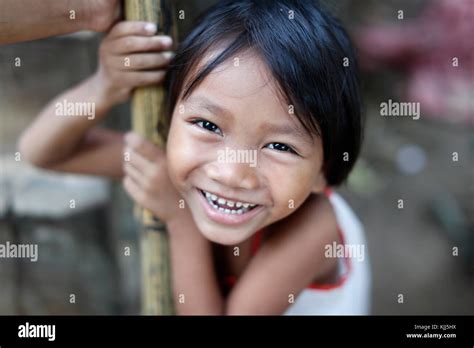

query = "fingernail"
[145,23,157,34]
[161,36,173,46]
[164,51,175,60]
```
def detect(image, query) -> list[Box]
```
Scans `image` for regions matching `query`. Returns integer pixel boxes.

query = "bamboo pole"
[124,0,176,315]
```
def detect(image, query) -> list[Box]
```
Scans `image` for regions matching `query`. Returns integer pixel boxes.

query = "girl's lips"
[196,188,263,226]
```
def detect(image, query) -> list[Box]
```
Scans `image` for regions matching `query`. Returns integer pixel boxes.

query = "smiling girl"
[19,0,370,315]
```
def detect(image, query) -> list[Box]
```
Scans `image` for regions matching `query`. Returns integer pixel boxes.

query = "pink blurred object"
[356,0,474,124]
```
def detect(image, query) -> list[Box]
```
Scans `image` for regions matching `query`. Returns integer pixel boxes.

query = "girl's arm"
[18,21,173,178]
[18,74,125,178]
[225,194,340,315]
[0,0,119,45]
[167,211,225,315]
[122,133,225,314]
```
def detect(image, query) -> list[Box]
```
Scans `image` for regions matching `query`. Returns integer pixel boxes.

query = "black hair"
[163,0,362,186]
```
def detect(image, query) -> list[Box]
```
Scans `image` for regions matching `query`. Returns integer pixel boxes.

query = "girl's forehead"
[183,50,288,115]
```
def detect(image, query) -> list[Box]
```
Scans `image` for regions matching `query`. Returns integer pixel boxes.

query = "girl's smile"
[197,187,264,225]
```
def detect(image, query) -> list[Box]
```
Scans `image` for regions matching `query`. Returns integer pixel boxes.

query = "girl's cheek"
[167,123,208,188]
[166,122,191,187]
[268,167,315,218]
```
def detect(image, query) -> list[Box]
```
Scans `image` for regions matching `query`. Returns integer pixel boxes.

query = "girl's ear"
[311,171,327,194]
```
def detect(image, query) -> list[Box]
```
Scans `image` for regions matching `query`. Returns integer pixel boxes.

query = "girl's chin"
[194,219,252,245]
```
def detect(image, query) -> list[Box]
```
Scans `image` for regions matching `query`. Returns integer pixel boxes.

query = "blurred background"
[0,0,473,315]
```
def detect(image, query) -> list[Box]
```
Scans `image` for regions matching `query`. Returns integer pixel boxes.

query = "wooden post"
[124,0,176,315]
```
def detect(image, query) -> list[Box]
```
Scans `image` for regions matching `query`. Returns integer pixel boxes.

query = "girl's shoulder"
[264,191,342,283]
[269,191,340,238]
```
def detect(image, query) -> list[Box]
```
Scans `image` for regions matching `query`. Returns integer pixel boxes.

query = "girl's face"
[166,51,326,245]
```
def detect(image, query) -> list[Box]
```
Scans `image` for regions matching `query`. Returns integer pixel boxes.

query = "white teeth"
[202,189,258,214]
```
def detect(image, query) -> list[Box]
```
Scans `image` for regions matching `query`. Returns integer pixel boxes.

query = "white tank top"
[283,188,371,315]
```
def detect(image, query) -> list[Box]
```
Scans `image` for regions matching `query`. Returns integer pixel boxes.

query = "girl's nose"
[205,161,259,191]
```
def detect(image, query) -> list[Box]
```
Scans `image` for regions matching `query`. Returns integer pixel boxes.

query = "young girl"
[19,0,370,315]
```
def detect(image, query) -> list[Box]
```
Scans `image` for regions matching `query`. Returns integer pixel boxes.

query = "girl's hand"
[95,21,174,107]
[122,132,183,223]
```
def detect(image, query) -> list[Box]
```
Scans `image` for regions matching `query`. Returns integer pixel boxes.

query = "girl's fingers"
[125,147,155,176]
[116,52,174,70]
[109,35,173,54]
[123,161,144,186]
[125,132,164,162]
[123,176,148,207]
[108,21,157,39]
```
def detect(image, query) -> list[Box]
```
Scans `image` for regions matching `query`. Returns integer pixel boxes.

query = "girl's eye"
[192,119,222,135]
[266,142,298,155]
